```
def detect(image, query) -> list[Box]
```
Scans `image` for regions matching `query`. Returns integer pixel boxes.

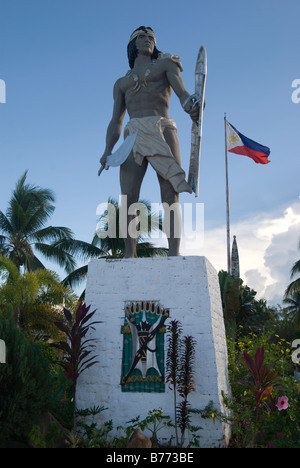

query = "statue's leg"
[157,127,182,256]
[120,152,148,258]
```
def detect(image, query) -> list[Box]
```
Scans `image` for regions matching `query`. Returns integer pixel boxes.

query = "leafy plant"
[176,335,197,447]
[123,409,172,448]
[166,319,182,445]
[0,254,76,331]
[50,303,101,431]
[74,406,110,448]
[238,346,278,424]
[28,420,63,449]
[139,409,171,447]
[166,322,197,447]
[0,306,54,444]
[0,171,78,273]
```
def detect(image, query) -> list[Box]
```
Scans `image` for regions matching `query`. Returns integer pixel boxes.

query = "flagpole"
[224,113,231,274]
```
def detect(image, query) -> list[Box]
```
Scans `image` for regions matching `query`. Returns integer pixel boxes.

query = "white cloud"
[180,200,300,305]
[243,269,268,298]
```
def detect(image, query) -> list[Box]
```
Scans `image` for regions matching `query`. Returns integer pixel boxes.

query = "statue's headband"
[128,29,156,45]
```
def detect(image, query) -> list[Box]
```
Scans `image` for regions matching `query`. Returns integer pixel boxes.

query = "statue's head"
[127,26,161,69]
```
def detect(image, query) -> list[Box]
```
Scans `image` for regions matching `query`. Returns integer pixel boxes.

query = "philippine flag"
[226,121,270,164]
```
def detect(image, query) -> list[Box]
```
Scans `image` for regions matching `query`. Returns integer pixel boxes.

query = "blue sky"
[0,0,299,304]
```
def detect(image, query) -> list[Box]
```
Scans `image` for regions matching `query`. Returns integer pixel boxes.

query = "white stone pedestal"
[76,256,231,448]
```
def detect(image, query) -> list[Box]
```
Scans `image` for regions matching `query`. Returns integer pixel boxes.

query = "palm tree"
[285,241,300,297]
[283,291,300,329]
[0,171,78,273]
[0,254,76,331]
[62,197,168,296]
[218,270,241,334]
[218,270,275,337]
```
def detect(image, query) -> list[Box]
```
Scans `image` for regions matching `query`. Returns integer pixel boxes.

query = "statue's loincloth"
[124,116,191,193]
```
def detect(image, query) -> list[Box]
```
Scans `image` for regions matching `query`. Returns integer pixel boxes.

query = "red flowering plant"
[238,346,279,424]
[51,302,101,431]
[226,330,300,447]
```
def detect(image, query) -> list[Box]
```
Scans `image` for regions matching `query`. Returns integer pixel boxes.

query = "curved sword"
[98,131,138,176]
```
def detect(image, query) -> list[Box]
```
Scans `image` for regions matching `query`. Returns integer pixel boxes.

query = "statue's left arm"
[165,59,199,123]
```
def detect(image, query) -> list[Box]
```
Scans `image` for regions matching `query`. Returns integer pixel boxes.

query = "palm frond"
[8,240,36,270]
[25,254,46,272]
[7,171,55,230]
[22,207,58,237]
[34,242,77,274]
[285,277,300,298]
[0,235,9,257]
[0,211,13,235]
[11,171,55,207]
[291,259,300,278]
[0,254,20,281]
[31,226,74,243]
[51,238,106,262]
[136,242,168,257]
[91,232,101,247]
[62,265,88,289]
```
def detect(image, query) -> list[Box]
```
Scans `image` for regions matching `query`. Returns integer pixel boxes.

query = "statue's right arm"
[100,79,126,167]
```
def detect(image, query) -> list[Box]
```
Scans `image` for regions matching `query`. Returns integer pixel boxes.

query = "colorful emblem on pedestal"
[121,301,169,392]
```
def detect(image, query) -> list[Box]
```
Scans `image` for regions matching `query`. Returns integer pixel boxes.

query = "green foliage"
[285,239,300,298]
[176,336,197,447]
[28,425,47,448]
[166,319,182,390]
[238,346,278,422]
[0,306,54,444]
[218,270,241,325]
[166,321,197,447]
[166,319,182,445]
[79,420,114,448]
[48,367,74,431]
[51,303,101,431]
[76,406,122,448]
[283,291,300,330]
[261,377,300,448]
[62,197,168,297]
[0,254,77,333]
[218,270,278,339]
[128,408,171,446]
[51,303,100,386]
[223,329,300,447]
[0,171,76,273]
[28,421,63,449]
[95,197,166,256]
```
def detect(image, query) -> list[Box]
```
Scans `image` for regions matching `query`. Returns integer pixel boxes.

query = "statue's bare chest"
[122,60,168,96]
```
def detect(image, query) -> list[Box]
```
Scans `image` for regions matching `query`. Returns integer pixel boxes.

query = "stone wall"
[76,256,231,448]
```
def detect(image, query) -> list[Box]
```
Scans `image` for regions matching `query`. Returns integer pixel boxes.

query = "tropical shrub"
[224,327,300,447]
[50,303,101,431]
[0,306,54,445]
[166,320,198,447]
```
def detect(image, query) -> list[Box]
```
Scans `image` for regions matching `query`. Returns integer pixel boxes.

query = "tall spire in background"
[231,235,240,279]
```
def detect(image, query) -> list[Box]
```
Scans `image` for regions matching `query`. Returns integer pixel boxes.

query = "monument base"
[76,256,231,448]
